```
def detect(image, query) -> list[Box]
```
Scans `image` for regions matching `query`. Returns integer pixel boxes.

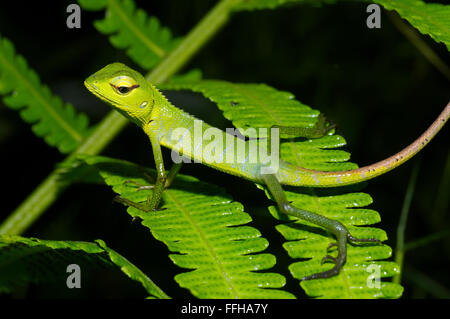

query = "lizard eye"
[118,86,131,94]
[110,76,140,95]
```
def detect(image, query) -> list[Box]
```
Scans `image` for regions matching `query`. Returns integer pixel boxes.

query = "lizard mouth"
[84,80,122,107]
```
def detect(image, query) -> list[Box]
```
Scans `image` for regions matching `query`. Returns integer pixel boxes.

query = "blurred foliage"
[0,0,448,298]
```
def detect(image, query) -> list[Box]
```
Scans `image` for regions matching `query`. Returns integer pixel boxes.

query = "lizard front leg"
[144,121,167,210]
[116,162,182,215]
[124,162,183,191]
[115,120,171,212]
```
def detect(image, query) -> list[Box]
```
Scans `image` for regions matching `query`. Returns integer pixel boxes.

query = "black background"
[0,0,448,298]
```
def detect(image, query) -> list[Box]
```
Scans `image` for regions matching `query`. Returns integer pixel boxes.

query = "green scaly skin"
[85,63,450,280]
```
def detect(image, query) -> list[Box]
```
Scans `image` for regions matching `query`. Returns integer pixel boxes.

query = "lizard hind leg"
[262,174,379,281]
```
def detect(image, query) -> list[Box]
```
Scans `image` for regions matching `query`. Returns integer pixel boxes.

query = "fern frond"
[373,0,450,50]
[267,190,402,298]
[73,155,295,299]
[161,80,320,138]
[79,0,181,70]
[0,35,91,153]
[164,69,203,85]
[0,235,169,298]
[162,80,403,298]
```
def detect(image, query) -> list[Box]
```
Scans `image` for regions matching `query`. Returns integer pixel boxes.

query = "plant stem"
[0,112,128,235]
[393,159,420,284]
[146,0,238,83]
[0,0,238,235]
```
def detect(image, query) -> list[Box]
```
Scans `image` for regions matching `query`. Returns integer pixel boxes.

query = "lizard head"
[84,62,155,127]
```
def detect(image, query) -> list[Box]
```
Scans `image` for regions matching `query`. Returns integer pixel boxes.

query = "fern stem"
[0,112,127,235]
[393,159,420,284]
[146,0,238,84]
[0,0,238,235]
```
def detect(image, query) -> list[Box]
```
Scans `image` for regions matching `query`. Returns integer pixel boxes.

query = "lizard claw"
[321,254,338,265]
[123,179,140,186]
[123,179,154,191]
[327,242,338,250]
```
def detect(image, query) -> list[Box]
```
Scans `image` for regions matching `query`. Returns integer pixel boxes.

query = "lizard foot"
[113,196,166,213]
[123,179,154,191]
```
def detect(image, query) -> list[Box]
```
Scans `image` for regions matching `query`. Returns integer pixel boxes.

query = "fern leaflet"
[71,155,295,299]
[0,35,91,153]
[162,79,403,298]
[160,80,321,139]
[0,235,169,298]
[372,0,450,50]
[78,0,181,70]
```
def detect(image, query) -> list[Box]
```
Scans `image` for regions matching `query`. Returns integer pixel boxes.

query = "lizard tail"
[277,100,450,187]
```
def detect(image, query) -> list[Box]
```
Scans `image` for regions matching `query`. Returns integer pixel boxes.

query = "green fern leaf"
[372,0,450,50]
[0,35,91,153]
[165,69,203,85]
[0,235,169,298]
[162,80,403,298]
[160,80,320,138]
[73,154,295,299]
[273,138,403,298]
[78,0,181,70]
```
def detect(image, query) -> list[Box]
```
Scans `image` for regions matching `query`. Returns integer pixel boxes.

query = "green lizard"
[85,62,450,281]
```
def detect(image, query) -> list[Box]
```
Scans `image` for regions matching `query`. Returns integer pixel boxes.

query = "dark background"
[0,0,448,298]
